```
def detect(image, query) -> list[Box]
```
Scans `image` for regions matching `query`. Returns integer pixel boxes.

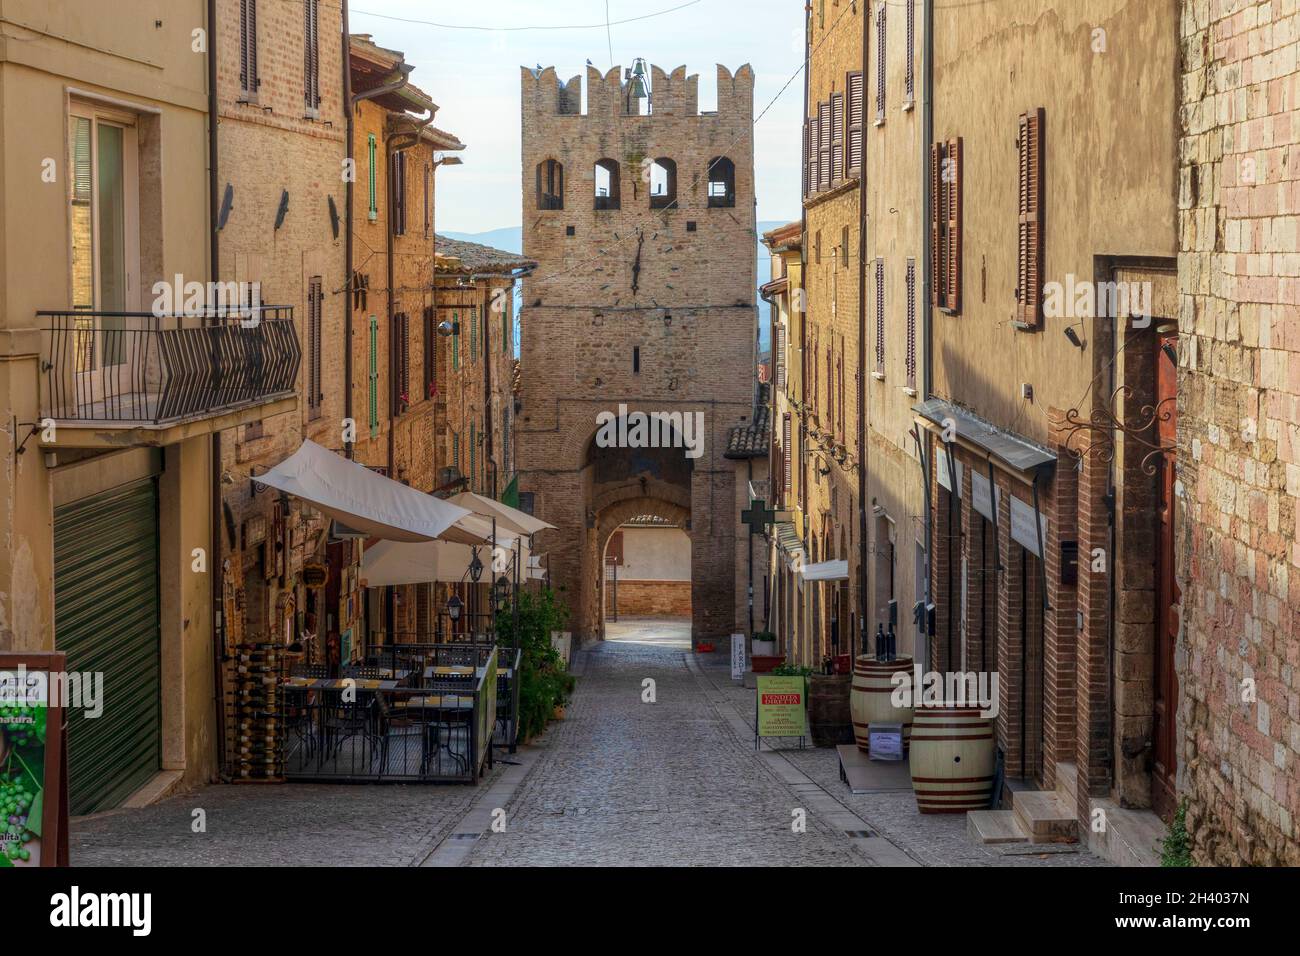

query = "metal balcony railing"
[38,307,300,424]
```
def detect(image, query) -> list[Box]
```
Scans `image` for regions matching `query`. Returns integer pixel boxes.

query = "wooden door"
[1152,332,1180,821]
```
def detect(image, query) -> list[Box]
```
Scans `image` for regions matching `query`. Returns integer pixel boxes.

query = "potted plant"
[751,630,777,657]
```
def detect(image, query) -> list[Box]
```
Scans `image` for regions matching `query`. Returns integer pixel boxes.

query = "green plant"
[1160,801,1192,867]
[497,587,574,740]
[772,663,814,677]
[752,631,776,643]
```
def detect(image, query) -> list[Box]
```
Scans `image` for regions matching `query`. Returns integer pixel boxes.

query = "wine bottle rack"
[223,642,286,782]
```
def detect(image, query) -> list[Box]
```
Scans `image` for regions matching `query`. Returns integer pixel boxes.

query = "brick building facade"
[515,62,760,646]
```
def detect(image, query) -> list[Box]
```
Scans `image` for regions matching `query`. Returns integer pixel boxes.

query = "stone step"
[1088,797,1164,866]
[967,810,1028,845]
[1054,760,1078,818]
[1012,789,1079,844]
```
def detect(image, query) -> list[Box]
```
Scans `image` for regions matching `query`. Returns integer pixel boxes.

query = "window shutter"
[776,325,787,391]
[875,4,886,124]
[391,151,406,237]
[875,258,885,375]
[830,92,845,186]
[905,258,917,390]
[308,277,322,414]
[470,423,477,491]
[803,121,810,197]
[452,312,460,371]
[423,306,436,398]
[846,72,864,177]
[818,101,831,191]
[248,0,259,91]
[930,143,943,306]
[905,0,915,106]
[304,0,320,110]
[401,313,411,410]
[807,118,820,194]
[368,316,379,437]
[783,414,792,495]
[469,307,478,364]
[424,164,432,238]
[367,135,377,220]
[1017,109,1045,328]
[945,137,963,313]
[837,342,845,438]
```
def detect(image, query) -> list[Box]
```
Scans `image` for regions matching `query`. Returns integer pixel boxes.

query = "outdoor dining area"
[241,440,550,785]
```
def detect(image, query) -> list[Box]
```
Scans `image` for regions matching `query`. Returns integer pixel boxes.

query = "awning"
[360,536,528,587]
[252,440,472,542]
[773,520,805,570]
[912,398,1057,477]
[800,558,849,581]
[447,490,555,537]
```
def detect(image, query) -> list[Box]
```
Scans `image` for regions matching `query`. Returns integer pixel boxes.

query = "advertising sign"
[0,652,69,867]
[730,633,746,681]
[756,675,807,740]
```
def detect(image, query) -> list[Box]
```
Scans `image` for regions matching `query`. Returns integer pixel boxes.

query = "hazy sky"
[349,0,806,232]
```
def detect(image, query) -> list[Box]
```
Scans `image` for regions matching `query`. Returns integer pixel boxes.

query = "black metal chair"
[375,693,434,776]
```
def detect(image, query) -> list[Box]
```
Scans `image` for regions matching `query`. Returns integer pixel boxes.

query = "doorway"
[1152,331,1180,821]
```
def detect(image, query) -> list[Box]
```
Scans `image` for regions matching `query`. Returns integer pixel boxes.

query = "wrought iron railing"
[39,307,300,424]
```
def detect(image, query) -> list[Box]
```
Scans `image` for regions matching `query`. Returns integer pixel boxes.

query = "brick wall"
[1178,0,1300,865]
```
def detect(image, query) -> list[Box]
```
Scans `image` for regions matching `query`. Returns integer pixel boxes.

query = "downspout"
[856,0,870,662]
[343,3,354,458]
[206,0,226,776]
[796,0,811,662]
[920,0,936,658]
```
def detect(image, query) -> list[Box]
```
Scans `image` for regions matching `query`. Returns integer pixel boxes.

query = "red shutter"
[846,72,864,177]
[1017,109,1045,328]
[875,4,887,124]
[945,137,963,313]
[930,143,943,306]
[831,92,845,186]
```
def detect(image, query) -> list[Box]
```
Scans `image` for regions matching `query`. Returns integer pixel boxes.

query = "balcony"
[38,307,300,447]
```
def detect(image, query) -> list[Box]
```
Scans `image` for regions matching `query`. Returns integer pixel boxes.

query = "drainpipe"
[920,0,936,666]
[205,0,226,776]
[856,0,870,662]
[796,0,810,662]
[342,3,354,457]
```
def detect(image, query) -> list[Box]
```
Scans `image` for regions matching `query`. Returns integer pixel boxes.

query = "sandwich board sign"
[755,674,806,749]
[0,652,70,867]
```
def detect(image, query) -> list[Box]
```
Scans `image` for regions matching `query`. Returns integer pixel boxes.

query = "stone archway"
[590,496,691,638]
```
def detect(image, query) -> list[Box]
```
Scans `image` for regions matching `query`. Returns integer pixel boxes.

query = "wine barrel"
[849,655,914,753]
[808,673,853,747]
[908,706,996,814]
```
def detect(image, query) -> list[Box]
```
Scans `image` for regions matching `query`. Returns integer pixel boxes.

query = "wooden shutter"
[818,101,831,191]
[944,137,963,313]
[240,0,260,94]
[875,4,886,124]
[423,306,436,398]
[846,72,864,177]
[304,0,320,111]
[930,142,944,306]
[831,92,845,186]
[391,151,406,237]
[424,164,432,238]
[905,0,916,106]
[776,325,787,391]
[837,341,845,439]
[308,277,322,415]
[783,414,793,495]
[368,316,379,436]
[905,258,917,390]
[391,313,410,413]
[807,118,820,194]
[1017,109,1045,328]
[875,258,885,375]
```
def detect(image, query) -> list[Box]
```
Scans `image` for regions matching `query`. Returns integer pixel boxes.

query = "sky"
[348,0,806,233]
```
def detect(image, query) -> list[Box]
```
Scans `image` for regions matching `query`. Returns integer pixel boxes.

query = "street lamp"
[467,549,484,583]
[446,594,463,625]
[493,574,511,614]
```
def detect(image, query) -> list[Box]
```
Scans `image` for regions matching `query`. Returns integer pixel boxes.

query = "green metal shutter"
[369,315,379,437]
[54,479,160,816]
[367,134,377,221]
[470,423,476,492]
[452,312,460,371]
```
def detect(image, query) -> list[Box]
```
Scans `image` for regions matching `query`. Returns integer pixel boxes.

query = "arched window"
[536,159,564,210]
[707,156,735,207]
[594,159,620,210]
[649,158,677,209]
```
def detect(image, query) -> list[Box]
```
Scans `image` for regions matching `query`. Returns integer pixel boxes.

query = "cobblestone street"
[72,620,1106,867]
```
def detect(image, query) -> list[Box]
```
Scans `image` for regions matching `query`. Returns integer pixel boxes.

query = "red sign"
[762,693,801,705]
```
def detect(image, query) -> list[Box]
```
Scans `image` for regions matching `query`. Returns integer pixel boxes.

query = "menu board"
[0,653,69,867]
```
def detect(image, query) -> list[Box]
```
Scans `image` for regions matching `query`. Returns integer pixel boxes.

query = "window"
[423,306,436,399]
[239,0,260,100]
[307,276,323,418]
[818,101,831,189]
[368,315,379,437]
[424,163,432,238]
[806,115,821,195]
[776,325,787,391]
[930,138,963,313]
[367,134,378,221]
[1016,108,1045,329]
[69,105,139,372]
[303,0,320,114]
[815,230,822,265]
[392,312,410,414]
[874,3,887,125]
[847,71,864,177]
[536,159,564,209]
[470,422,477,492]
[633,346,640,374]
[649,158,677,209]
[842,225,850,267]
[905,0,916,109]
[783,413,793,496]
[830,94,844,186]
[707,156,736,207]
[594,159,620,210]
[452,431,460,471]
[906,258,917,390]
[452,312,460,371]
[875,258,886,376]
[468,306,478,364]
[391,150,406,237]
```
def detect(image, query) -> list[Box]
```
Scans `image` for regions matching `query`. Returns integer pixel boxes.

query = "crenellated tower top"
[521,62,754,119]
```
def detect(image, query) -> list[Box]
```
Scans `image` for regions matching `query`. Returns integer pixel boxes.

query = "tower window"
[536,159,564,210]
[649,158,677,210]
[633,346,640,373]
[707,156,735,208]
[594,159,620,210]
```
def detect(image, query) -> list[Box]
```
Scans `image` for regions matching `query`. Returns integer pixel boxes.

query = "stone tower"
[516,62,758,646]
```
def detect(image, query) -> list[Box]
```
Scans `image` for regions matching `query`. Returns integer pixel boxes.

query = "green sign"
[756,675,807,738]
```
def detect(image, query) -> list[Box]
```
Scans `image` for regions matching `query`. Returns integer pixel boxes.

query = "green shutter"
[452,312,460,371]
[367,134,377,221]
[368,315,379,436]
[470,422,476,491]
[502,301,509,354]
[54,479,160,815]
[469,308,477,365]
[453,432,460,470]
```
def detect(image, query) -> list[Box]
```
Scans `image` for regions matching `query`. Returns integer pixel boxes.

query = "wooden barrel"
[807,673,853,747]
[908,706,996,814]
[850,655,914,753]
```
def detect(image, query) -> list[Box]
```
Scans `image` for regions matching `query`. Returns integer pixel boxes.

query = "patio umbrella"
[360,536,530,587]
[252,439,472,542]
[446,491,555,537]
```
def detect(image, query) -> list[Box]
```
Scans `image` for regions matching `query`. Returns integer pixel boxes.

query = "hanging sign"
[1010,495,1048,557]
[756,675,807,739]
[936,447,963,496]
[971,470,1000,522]
[0,652,70,867]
